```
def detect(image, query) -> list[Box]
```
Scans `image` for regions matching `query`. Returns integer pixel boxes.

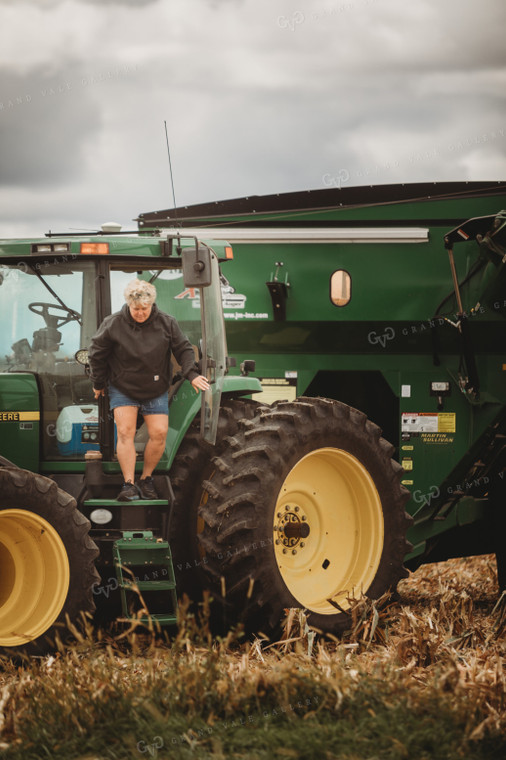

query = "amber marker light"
[225,245,234,260]
[80,242,110,254]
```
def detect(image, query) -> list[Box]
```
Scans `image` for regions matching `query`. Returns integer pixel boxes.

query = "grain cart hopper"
[138,181,506,607]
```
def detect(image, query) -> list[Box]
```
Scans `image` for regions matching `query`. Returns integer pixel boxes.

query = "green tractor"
[0,233,265,654]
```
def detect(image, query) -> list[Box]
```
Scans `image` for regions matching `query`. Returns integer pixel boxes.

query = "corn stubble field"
[0,554,505,760]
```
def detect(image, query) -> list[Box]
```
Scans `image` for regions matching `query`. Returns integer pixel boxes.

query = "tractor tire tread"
[198,397,412,637]
[0,467,100,656]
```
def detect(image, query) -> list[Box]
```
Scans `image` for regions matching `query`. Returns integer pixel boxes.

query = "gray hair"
[124,278,157,306]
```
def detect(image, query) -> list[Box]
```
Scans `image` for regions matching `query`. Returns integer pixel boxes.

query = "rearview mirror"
[182,247,212,288]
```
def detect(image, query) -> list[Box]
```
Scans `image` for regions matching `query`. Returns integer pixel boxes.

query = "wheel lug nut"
[275,539,280,545]
[300,542,305,548]
[294,506,299,512]
[292,549,297,555]
[282,548,287,554]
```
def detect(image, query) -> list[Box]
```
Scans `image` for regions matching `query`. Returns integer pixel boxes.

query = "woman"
[88,278,210,501]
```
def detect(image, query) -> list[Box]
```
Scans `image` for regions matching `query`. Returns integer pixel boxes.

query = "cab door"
[200,251,228,445]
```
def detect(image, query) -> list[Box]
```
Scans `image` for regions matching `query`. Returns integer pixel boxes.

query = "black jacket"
[88,304,199,401]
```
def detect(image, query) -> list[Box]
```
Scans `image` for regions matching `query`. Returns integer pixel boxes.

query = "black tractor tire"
[198,397,412,636]
[169,397,263,603]
[0,466,100,656]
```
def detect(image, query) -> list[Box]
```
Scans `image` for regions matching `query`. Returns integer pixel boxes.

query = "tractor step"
[82,498,171,536]
[129,580,176,591]
[84,498,168,506]
[113,530,178,627]
[136,613,179,626]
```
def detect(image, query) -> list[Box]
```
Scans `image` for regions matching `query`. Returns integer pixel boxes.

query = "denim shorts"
[108,384,169,415]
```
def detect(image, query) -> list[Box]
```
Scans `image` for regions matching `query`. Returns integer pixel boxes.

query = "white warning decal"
[401,412,456,434]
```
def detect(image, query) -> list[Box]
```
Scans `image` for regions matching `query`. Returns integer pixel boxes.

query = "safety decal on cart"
[401,412,456,434]
[437,413,456,432]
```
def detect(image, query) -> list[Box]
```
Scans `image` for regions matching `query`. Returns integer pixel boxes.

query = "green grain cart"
[138,180,506,612]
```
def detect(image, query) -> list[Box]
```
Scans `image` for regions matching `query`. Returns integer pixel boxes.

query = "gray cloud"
[0,0,157,5]
[81,0,158,5]
[0,0,504,237]
[0,65,103,187]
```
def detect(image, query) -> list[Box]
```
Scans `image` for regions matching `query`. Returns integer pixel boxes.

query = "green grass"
[1,555,505,760]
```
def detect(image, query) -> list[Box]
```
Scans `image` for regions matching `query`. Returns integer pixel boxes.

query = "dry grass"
[0,554,505,759]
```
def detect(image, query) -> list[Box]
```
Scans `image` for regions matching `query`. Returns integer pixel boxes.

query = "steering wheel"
[29,302,81,329]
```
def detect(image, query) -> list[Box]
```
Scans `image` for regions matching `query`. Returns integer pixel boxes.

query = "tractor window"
[330,269,351,307]
[109,267,202,347]
[0,261,97,460]
[107,266,205,456]
[109,259,224,445]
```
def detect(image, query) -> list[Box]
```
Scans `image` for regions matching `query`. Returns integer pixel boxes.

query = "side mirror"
[182,247,212,288]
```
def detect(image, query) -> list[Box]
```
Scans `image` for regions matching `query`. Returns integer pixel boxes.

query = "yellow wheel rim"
[0,509,70,647]
[273,448,384,614]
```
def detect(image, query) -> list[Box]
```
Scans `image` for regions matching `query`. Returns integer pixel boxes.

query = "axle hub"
[283,520,310,539]
[274,505,310,553]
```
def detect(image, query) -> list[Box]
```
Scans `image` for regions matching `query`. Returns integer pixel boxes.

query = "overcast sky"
[0,0,505,237]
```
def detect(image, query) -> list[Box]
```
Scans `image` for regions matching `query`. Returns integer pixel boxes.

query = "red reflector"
[80,242,110,255]
[225,245,234,260]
